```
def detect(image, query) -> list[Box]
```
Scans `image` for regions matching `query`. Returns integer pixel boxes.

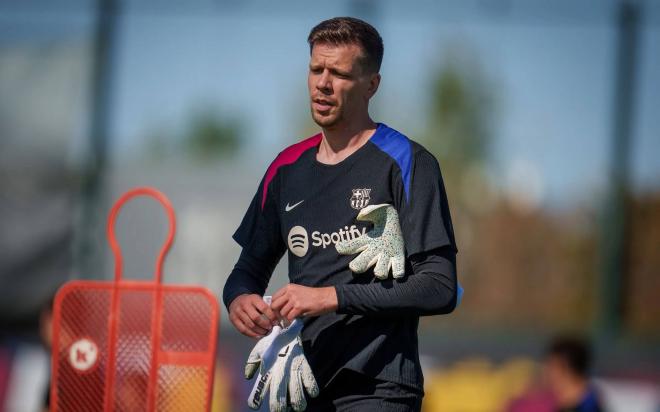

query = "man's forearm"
[334,247,457,316]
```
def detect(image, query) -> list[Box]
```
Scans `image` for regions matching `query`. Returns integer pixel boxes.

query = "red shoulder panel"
[261,133,322,209]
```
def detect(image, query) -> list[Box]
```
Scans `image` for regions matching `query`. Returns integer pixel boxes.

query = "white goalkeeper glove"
[245,300,319,411]
[335,203,406,279]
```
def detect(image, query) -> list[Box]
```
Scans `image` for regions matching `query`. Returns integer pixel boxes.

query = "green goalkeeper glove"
[335,203,406,279]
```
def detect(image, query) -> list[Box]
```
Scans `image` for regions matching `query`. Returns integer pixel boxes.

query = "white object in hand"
[245,297,319,411]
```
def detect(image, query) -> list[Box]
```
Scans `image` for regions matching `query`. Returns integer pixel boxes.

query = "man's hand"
[229,294,280,339]
[271,284,338,323]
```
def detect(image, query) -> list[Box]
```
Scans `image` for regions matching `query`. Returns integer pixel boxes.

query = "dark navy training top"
[223,122,459,391]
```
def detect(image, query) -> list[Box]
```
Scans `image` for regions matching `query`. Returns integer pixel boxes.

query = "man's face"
[308,42,380,128]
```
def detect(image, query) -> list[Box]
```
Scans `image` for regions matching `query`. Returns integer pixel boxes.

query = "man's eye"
[310,68,322,74]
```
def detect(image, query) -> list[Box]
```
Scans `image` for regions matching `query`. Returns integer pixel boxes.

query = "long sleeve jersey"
[223,122,459,391]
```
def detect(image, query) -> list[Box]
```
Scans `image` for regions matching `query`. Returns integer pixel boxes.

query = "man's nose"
[316,70,331,92]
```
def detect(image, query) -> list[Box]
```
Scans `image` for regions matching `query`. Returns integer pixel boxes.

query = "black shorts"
[305,369,424,412]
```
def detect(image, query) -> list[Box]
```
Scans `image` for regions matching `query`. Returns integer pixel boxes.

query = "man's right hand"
[228,294,280,339]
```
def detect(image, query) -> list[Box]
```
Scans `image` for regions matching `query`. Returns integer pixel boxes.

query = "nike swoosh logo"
[285,200,304,212]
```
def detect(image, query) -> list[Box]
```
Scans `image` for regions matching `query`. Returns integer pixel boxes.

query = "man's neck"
[317,117,378,165]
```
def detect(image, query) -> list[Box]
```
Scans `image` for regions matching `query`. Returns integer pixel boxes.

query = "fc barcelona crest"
[350,188,371,210]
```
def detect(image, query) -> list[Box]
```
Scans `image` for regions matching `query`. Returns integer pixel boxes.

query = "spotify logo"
[287,226,309,257]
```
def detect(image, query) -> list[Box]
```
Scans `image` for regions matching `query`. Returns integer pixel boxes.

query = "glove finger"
[245,361,260,380]
[384,206,404,241]
[246,337,267,362]
[245,340,266,379]
[270,346,293,412]
[269,367,286,412]
[299,356,319,398]
[349,248,378,274]
[289,360,307,411]
[247,370,271,410]
[392,254,405,279]
[373,253,390,279]
[384,204,400,223]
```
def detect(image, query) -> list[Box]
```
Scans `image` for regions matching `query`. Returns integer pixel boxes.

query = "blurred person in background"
[543,336,604,412]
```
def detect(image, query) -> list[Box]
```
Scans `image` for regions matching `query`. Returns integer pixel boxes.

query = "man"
[223,17,459,411]
[543,336,605,412]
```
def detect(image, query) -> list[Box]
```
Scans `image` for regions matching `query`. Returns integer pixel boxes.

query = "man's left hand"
[271,284,338,323]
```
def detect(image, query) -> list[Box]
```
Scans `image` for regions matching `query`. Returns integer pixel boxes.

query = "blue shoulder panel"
[370,123,413,202]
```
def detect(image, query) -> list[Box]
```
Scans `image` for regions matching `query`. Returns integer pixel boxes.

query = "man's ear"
[366,73,381,99]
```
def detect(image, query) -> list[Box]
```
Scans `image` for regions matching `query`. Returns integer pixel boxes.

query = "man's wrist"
[324,286,339,312]
[322,286,339,313]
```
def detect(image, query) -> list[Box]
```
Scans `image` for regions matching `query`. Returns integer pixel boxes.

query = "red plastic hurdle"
[51,187,219,411]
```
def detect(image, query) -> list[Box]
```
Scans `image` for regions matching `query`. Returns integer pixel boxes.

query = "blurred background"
[1,0,658,411]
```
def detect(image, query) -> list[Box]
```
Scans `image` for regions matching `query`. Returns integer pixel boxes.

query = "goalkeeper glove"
[336,203,406,279]
[245,305,318,411]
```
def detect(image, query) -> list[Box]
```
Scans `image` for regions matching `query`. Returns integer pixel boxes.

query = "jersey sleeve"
[223,167,286,311]
[335,245,458,316]
[232,171,286,270]
[395,149,458,257]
